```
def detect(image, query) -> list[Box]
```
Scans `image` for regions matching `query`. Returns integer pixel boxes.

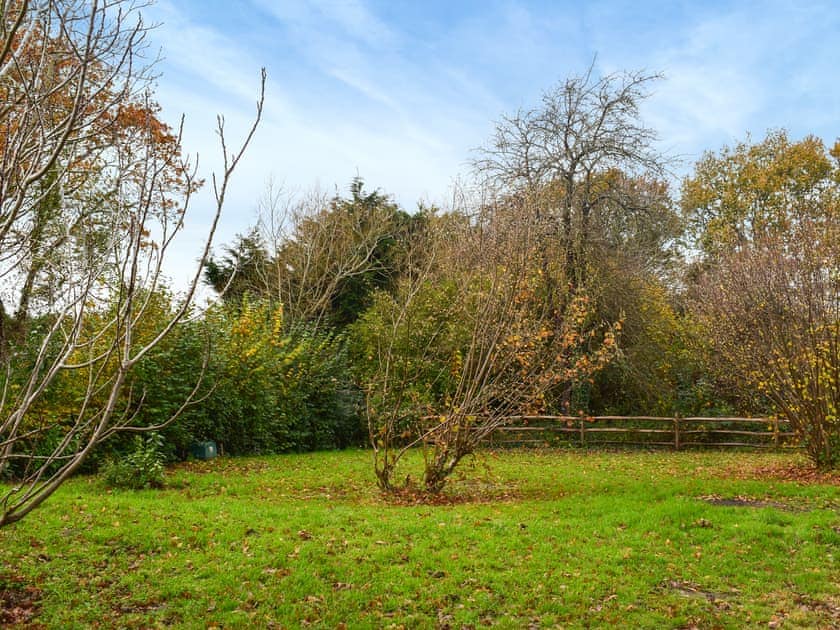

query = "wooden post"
[674,416,680,451]
[580,418,586,449]
[773,417,779,449]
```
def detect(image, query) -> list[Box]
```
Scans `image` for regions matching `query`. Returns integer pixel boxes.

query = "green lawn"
[1,449,838,628]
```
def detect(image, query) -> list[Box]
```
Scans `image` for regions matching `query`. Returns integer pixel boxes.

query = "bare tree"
[0,0,265,526]
[686,132,840,468]
[473,64,666,284]
[250,178,407,327]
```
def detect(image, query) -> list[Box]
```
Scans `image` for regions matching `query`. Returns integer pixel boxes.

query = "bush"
[7,293,365,469]
[101,433,166,489]
[162,299,364,456]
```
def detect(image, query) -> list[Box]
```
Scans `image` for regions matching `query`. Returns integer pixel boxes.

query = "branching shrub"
[352,199,619,494]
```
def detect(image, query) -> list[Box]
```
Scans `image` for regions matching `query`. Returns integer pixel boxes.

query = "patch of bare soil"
[661,579,737,603]
[766,593,840,628]
[697,490,840,513]
[381,482,522,506]
[0,574,42,627]
[723,460,840,486]
[171,458,271,475]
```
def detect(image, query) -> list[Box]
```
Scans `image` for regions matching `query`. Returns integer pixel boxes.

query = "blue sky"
[141,0,840,287]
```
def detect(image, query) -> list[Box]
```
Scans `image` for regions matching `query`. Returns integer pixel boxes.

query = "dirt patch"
[114,600,166,614]
[722,460,840,486]
[0,574,42,627]
[381,483,522,506]
[765,592,840,628]
[661,579,736,603]
[171,458,271,475]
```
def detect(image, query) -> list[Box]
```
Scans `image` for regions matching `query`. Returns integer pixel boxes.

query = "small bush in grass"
[101,433,166,489]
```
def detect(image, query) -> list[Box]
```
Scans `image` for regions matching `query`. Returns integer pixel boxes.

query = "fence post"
[674,415,681,451]
[773,417,779,449]
[580,418,586,449]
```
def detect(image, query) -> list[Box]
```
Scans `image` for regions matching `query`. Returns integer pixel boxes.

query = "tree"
[353,190,618,494]
[682,130,839,260]
[694,225,838,468]
[0,0,265,526]
[686,132,840,468]
[473,66,682,416]
[203,228,274,305]
[208,178,417,328]
[474,65,667,286]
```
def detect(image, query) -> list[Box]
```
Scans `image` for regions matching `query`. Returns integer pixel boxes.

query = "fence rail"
[484,415,797,450]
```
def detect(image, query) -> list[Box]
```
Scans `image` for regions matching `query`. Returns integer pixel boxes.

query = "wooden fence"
[484,415,798,450]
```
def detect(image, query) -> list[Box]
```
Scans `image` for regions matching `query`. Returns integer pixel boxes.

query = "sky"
[139,0,840,289]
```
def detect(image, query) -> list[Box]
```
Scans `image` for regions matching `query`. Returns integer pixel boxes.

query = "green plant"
[101,433,167,490]
[163,299,363,457]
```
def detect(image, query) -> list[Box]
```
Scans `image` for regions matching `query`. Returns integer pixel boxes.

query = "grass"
[1,449,838,628]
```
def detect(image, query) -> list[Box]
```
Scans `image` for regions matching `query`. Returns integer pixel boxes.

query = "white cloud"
[634,2,838,166]
[149,2,270,107]
[306,0,398,49]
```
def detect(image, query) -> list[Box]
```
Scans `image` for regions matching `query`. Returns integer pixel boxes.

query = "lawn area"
[1,449,838,628]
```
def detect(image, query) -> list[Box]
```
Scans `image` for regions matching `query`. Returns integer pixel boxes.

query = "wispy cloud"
[149,2,269,107]
[306,0,398,49]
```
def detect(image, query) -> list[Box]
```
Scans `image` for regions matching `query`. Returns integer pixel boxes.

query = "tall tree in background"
[474,65,667,287]
[683,130,838,260]
[206,178,418,328]
[0,0,265,526]
[203,228,274,306]
[474,66,681,415]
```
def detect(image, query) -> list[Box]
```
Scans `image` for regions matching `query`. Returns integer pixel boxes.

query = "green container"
[190,441,217,460]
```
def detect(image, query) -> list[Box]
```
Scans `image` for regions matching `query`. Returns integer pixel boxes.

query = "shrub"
[162,299,363,456]
[101,433,166,490]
